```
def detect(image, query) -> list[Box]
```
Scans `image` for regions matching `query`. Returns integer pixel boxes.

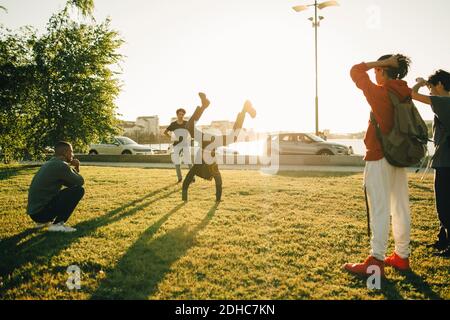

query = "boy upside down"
[179,92,256,202]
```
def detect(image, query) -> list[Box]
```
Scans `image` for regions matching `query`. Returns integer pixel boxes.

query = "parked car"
[167,143,239,156]
[88,136,154,155]
[216,146,239,155]
[267,133,349,156]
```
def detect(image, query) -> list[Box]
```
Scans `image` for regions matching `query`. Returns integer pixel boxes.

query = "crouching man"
[27,141,85,232]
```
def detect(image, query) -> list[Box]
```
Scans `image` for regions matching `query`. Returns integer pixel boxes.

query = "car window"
[306,134,325,142]
[281,135,292,142]
[116,137,138,145]
[101,137,116,144]
[301,135,314,143]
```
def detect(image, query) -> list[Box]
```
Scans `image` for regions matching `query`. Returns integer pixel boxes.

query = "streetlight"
[293,0,339,136]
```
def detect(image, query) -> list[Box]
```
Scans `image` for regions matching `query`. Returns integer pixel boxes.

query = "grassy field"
[0,165,448,300]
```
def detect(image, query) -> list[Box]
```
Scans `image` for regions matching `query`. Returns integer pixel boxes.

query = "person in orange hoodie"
[343,54,413,278]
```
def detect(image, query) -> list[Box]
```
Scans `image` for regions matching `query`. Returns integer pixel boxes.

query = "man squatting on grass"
[344,54,413,277]
[175,92,256,203]
[412,70,450,258]
[27,141,84,233]
[164,107,194,183]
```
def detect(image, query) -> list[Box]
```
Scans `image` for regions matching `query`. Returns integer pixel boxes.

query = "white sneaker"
[48,223,77,233]
[33,222,51,229]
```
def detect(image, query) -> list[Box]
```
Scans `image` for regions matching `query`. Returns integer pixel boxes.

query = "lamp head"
[292,5,309,12]
[318,1,339,10]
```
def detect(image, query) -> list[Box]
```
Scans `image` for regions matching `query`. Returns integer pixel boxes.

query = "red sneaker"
[342,256,385,278]
[384,252,410,271]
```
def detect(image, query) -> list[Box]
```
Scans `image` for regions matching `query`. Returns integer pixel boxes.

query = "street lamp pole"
[314,0,319,136]
[293,1,339,136]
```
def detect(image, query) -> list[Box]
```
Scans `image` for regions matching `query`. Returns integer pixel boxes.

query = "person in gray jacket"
[27,141,85,232]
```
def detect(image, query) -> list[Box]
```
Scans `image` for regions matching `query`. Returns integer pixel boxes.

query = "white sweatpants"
[364,158,411,260]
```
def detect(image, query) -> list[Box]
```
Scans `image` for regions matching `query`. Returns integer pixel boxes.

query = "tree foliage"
[68,0,95,16]
[0,1,123,162]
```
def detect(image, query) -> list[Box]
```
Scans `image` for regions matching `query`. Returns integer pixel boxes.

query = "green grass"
[0,165,448,300]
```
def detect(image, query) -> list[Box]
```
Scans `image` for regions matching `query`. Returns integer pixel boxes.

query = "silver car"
[267,133,349,156]
[88,136,154,155]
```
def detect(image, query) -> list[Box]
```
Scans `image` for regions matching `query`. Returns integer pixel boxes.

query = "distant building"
[120,120,145,136]
[136,116,160,135]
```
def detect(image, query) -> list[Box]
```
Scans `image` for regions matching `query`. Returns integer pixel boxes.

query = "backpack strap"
[370,112,383,142]
[388,91,401,106]
[388,90,411,104]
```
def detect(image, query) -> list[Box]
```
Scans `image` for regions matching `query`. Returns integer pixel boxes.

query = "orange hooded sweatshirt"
[350,63,413,161]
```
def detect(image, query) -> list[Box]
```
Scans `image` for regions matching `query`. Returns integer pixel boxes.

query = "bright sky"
[1,0,449,133]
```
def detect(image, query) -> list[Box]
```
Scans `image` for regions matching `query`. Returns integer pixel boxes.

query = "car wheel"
[122,150,132,155]
[88,150,98,155]
[317,149,334,156]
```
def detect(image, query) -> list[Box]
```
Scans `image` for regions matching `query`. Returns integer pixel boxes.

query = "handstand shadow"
[91,202,219,299]
[0,183,179,288]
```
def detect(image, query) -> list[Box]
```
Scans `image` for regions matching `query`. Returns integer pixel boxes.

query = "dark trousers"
[182,110,246,202]
[182,164,222,201]
[435,168,450,246]
[31,186,85,224]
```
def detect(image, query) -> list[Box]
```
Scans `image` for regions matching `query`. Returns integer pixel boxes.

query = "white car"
[88,136,154,155]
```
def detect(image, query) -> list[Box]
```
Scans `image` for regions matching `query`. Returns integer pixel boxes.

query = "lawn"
[0,165,448,300]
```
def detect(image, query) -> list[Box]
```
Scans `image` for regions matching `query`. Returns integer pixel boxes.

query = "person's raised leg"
[186,92,210,137]
[223,100,257,147]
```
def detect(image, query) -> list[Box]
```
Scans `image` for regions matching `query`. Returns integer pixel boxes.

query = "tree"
[32,7,124,152]
[0,0,124,162]
[0,26,42,162]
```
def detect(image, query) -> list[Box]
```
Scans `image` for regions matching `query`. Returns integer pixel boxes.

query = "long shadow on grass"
[348,270,442,300]
[0,165,40,181]
[401,270,442,300]
[91,202,219,299]
[409,182,433,193]
[349,276,404,300]
[0,183,179,289]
